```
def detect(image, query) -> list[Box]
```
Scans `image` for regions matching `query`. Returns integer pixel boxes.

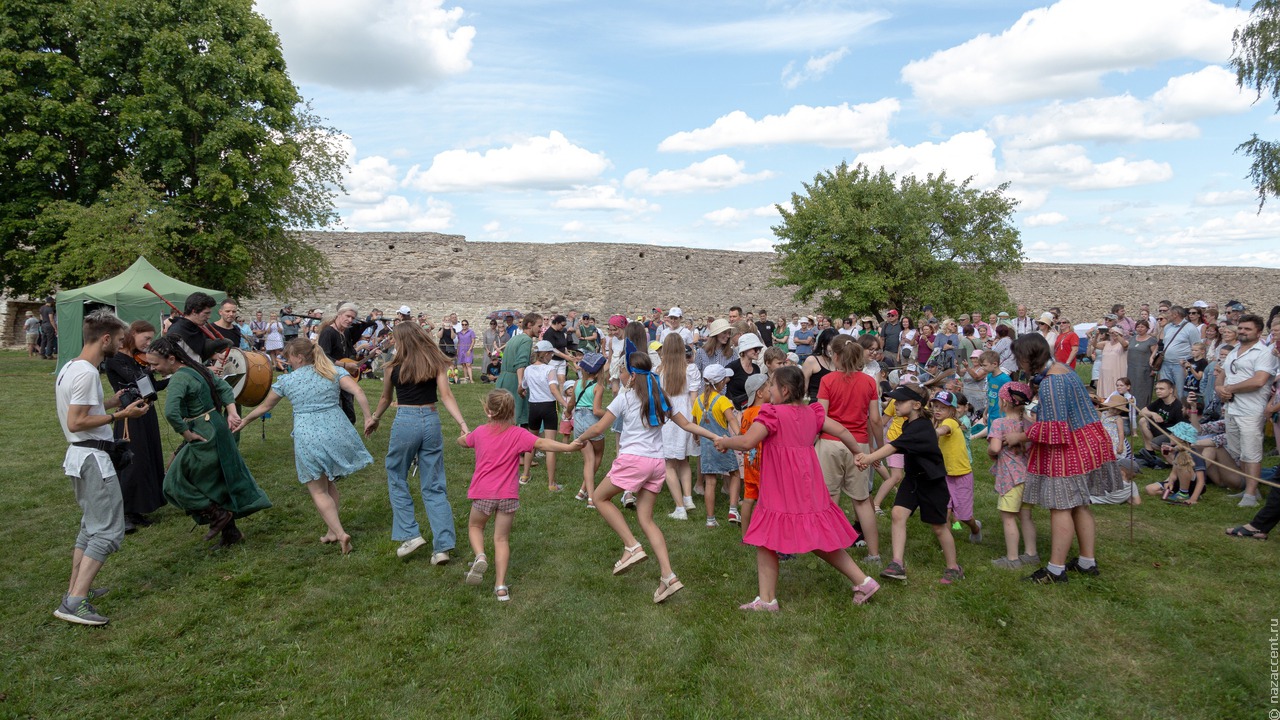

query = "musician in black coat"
[105,321,169,532]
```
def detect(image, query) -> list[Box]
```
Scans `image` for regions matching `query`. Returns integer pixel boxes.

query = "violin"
[133,350,150,367]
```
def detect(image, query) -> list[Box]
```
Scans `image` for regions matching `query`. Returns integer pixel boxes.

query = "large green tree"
[0,0,344,298]
[1233,0,1280,207]
[772,162,1023,320]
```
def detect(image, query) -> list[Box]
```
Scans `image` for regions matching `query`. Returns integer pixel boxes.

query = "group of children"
[450,321,1064,608]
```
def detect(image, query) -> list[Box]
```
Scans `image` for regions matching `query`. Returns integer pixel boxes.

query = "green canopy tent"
[55,257,224,371]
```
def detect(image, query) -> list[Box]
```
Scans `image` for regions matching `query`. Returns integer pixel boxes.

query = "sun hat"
[786,352,800,364]
[930,390,958,408]
[398,305,411,315]
[667,307,683,318]
[578,352,607,375]
[703,364,732,384]
[744,373,769,406]
[705,318,732,337]
[999,381,1033,406]
[997,311,1010,318]
[1099,394,1130,412]
[608,314,628,328]
[534,340,554,353]
[1037,311,1055,325]
[1168,422,1199,445]
[861,316,875,324]
[736,333,766,355]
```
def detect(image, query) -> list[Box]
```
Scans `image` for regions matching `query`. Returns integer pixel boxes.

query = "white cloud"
[623,155,774,194]
[255,0,475,91]
[551,185,657,213]
[1004,144,1173,190]
[901,0,1247,110]
[1025,240,1078,260]
[730,237,779,252]
[782,47,850,89]
[653,11,888,52]
[991,96,1199,148]
[659,100,899,152]
[1024,212,1068,227]
[562,220,585,232]
[404,132,610,192]
[990,65,1254,148]
[1194,189,1256,206]
[1133,208,1280,249]
[343,155,401,205]
[702,204,785,226]
[482,220,501,232]
[853,130,1000,186]
[346,195,454,231]
[1152,65,1256,121]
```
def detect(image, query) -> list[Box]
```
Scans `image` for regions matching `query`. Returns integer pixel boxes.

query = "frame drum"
[221,349,273,406]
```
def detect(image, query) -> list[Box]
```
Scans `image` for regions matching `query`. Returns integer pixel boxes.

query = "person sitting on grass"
[1136,380,1184,468]
[459,389,581,602]
[1142,423,1206,505]
[715,366,880,611]
[987,381,1039,569]
[854,382,963,585]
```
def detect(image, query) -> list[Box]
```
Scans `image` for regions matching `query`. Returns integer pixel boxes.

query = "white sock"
[1047,563,1065,575]
[1076,556,1096,570]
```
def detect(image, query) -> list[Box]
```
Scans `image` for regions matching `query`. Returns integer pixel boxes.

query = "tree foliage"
[0,0,345,298]
[771,163,1023,320]
[1232,0,1280,207]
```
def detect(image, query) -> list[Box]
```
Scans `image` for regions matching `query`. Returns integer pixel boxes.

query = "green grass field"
[0,350,1274,719]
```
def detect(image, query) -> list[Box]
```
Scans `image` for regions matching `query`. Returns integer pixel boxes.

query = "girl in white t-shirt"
[573,351,718,603]
[522,341,567,491]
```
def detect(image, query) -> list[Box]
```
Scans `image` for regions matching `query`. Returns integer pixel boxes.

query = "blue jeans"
[385,407,455,551]
[1159,361,1187,399]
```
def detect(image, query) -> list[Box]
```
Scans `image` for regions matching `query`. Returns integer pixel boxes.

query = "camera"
[119,375,158,408]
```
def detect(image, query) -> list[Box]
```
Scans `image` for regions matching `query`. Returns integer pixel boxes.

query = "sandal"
[1226,525,1268,541]
[586,499,596,510]
[465,555,488,585]
[612,544,648,575]
[518,474,531,486]
[574,489,588,501]
[494,584,511,602]
[654,573,684,604]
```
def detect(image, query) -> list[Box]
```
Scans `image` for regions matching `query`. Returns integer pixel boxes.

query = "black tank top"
[391,366,438,405]
[807,358,833,400]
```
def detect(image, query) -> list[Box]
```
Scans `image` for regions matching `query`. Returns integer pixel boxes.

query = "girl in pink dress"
[715,366,880,611]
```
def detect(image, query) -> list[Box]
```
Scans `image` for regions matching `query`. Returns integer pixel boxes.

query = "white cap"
[398,305,411,315]
[800,316,813,324]
[1192,300,1209,308]
[667,306,683,318]
[736,333,766,355]
[534,340,555,352]
[703,364,732,384]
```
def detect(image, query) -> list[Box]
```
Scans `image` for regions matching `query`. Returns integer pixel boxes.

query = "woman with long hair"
[146,336,271,547]
[898,316,917,363]
[234,338,374,554]
[105,320,168,531]
[456,319,477,383]
[694,319,734,374]
[1011,334,1122,584]
[802,328,839,403]
[367,322,469,562]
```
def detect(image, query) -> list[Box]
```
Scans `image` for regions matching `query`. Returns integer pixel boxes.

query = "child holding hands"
[986,382,1040,569]
[574,352,719,604]
[855,383,963,584]
[716,366,880,610]
[459,390,581,601]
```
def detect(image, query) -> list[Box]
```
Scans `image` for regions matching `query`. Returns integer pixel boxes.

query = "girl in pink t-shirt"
[458,389,579,602]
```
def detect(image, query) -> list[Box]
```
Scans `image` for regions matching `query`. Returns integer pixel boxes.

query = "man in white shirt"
[786,314,801,351]
[1216,314,1278,507]
[658,307,694,346]
[54,310,150,626]
[1013,304,1036,337]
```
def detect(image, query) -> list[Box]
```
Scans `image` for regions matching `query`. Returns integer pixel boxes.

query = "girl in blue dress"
[235,338,375,554]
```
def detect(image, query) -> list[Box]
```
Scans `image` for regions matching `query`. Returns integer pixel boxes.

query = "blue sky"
[253,0,1279,266]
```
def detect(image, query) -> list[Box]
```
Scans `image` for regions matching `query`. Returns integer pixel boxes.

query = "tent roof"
[58,256,220,303]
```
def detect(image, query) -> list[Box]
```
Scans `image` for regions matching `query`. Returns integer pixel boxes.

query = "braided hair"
[147,336,226,412]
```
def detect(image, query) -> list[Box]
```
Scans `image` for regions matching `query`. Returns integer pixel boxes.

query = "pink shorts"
[886,453,904,469]
[946,473,975,521]
[607,454,667,494]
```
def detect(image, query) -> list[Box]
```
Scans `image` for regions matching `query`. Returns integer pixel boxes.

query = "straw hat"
[705,318,732,337]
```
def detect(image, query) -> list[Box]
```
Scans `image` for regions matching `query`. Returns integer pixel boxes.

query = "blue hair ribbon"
[623,339,669,425]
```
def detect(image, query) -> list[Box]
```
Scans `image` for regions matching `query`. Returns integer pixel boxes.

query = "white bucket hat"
[737,333,766,355]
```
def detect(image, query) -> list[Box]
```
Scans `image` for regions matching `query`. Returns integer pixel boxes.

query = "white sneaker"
[669,506,688,520]
[683,496,696,510]
[705,517,719,528]
[622,491,637,509]
[431,551,450,566]
[1238,494,1260,508]
[396,536,427,558]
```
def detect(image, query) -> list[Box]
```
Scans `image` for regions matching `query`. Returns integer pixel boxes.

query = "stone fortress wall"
[248,232,1280,326]
[4,231,1278,347]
